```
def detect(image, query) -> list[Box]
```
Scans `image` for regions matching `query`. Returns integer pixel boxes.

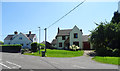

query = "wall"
[10,33,32,49]
[57,36,69,49]
[70,26,83,49]
[33,35,37,42]
[4,40,10,44]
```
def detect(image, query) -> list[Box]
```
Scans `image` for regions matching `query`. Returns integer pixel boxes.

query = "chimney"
[58,27,60,34]
[14,31,18,35]
[80,29,83,34]
[29,31,31,34]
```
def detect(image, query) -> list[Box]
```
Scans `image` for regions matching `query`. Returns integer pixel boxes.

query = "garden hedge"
[0,44,22,53]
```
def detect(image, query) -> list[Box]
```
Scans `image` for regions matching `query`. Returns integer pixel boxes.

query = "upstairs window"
[62,36,65,40]
[74,33,78,38]
[19,37,22,40]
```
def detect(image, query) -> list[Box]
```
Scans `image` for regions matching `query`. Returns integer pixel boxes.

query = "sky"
[1,1,119,43]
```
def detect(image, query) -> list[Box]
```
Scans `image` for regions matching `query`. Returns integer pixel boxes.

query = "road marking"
[73,65,85,69]
[0,63,11,69]
[6,61,21,68]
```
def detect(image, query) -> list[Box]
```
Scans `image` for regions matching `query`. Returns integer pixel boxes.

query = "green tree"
[111,11,120,24]
[90,22,120,56]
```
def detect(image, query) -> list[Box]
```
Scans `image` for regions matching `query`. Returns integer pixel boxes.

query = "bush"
[96,47,108,56]
[38,43,45,49]
[0,44,22,53]
[69,45,80,51]
[112,49,120,57]
[0,41,4,45]
[31,42,38,52]
[2,44,22,47]
[95,47,120,57]
[20,49,25,54]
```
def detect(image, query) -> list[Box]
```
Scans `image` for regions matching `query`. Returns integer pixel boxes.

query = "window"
[62,36,65,40]
[21,44,23,46]
[59,43,62,47]
[73,42,79,47]
[26,44,29,45]
[74,33,78,38]
[19,37,22,40]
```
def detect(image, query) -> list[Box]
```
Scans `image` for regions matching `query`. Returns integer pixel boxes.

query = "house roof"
[26,34,36,39]
[4,35,14,40]
[4,34,36,40]
[51,39,57,45]
[82,35,90,42]
[56,26,82,37]
[57,29,72,36]
[41,41,51,45]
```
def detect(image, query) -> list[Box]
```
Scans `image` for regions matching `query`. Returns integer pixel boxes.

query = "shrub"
[95,47,119,56]
[0,41,4,45]
[31,42,38,52]
[112,49,120,57]
[2,44,22,47]
[38,43,45,49]
[69,45,80,51]
[20,49,25,54]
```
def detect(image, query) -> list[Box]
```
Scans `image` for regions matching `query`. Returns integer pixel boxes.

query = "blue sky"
[1,2,118,42]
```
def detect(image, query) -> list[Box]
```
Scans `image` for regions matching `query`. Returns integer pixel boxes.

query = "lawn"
[24,49,84,57]
[92,56,120,65]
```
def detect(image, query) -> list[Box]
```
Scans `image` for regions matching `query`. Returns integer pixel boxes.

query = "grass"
[92,56,120,65]
[24,49,84,57]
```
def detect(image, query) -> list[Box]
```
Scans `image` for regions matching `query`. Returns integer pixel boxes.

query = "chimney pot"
[29,31,31,34]
[14,31,18,35]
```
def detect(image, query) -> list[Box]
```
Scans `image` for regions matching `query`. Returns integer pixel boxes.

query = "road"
[0,52,119,70]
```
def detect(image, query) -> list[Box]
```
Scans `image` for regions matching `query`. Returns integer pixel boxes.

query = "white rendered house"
[51,25,93,50]
[4,31,37,49]
[51,25,83,49]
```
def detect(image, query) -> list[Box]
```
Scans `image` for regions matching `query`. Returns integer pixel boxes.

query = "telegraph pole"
[44,28,47,52]
[38,27,40,54]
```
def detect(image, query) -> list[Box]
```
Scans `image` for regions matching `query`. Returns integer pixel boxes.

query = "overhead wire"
[47,0,86,29]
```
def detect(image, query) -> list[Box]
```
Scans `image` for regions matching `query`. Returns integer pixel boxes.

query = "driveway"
[0,52,119,69]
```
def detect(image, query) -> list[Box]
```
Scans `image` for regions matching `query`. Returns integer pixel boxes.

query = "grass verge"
[24,49,84,57]
[92,56,120,65]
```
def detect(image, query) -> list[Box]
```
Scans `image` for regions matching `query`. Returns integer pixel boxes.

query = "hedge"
[0,44,22,53]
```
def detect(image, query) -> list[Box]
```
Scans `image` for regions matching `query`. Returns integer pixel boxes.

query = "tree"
[111,11,120,24]
[90,22,120,56]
